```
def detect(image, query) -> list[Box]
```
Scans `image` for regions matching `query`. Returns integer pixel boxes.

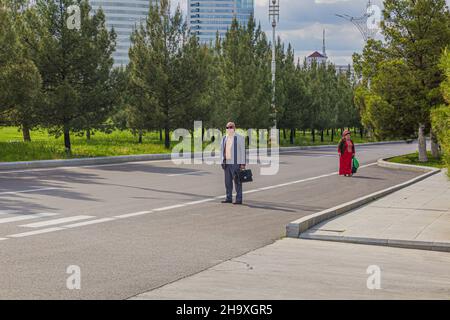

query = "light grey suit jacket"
[220,134,246,165]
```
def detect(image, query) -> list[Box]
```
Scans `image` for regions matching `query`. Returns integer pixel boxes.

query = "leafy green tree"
[216,17,272,130]
[277,44,305,144]
[29,0,116,152]
[432,49,450,174]
[335,66,358,141]
[0,0,42,141]
[355,0,450,161]
[127,0,210,148]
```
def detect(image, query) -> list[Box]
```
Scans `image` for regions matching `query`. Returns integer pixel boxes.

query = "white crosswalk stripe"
[0,210,15,216]
[19,215,95,228]
[62,218,116,228]
[8,227,64,238]
[0,212,59,224]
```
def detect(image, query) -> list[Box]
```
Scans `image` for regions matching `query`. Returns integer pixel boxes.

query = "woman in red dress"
[338,130,355,177]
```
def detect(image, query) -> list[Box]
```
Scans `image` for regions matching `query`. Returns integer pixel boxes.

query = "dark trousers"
[224,164,242,202]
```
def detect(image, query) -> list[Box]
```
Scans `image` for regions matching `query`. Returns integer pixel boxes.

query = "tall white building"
[91,0,157,67]
[187,0,254,44]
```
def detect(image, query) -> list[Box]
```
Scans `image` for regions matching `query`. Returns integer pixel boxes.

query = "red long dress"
[339,140,355,175]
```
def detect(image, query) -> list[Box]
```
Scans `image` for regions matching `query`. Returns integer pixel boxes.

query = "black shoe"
[233,201,242,205]
[221,200,232,204]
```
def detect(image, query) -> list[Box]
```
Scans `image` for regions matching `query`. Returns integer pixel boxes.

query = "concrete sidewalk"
[301,170,450,252]
[131,238,450,299]
[131,169,450,300]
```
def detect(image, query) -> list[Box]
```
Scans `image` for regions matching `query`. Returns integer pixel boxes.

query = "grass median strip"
[0,126,382,163]
[387,152,445,169]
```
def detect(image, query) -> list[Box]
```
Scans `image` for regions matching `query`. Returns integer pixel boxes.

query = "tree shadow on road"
[0,169,105,213]
[89,162,213,176]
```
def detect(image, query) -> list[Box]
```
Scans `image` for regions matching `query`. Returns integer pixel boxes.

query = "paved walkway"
[131,238,450,299]
[132,169,450,300]
[302,170,450,251]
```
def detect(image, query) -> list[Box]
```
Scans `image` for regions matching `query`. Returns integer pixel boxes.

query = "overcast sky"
[173,0,450,66]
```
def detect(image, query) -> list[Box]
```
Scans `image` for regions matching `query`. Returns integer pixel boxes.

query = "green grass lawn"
[387,152,446,169]
[0,127,174,162]
[0,126,381,162]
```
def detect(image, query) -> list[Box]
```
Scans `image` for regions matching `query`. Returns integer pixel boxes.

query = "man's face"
[226,123,235,135]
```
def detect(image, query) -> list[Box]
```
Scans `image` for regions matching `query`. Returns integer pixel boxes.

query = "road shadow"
[0,169,105,213]
[240,200,325,214]
[350,175,385,180]
[90,162,213,176]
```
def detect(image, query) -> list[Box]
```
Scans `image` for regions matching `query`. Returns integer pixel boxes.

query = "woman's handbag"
[237,168,253,183]
[352,157,360,174]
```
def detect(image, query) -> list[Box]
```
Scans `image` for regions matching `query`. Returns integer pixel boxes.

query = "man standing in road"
[220,122,246,205]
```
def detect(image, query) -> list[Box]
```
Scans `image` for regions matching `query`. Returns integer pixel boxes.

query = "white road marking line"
[153,204,187,212]
[1,162,380,240]
[19,215,95,228]
[8,227,64,238]
[360,163,376,169]
[0,187,58,196]
[62,218,116,228]
[0,212,59,224]
[242,189,259,194]
[115,211,152,219]
[258,185,279,191]
[184,198,217,205]
[0,238,8,241]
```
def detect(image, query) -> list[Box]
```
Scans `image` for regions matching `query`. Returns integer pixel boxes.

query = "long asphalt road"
[0,142,420,299]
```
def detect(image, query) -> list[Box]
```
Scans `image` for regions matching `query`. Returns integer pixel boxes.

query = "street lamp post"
[269,0,279,129]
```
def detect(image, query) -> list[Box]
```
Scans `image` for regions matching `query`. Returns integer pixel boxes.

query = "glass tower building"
[188,0,254,44]
[90,1,157,67]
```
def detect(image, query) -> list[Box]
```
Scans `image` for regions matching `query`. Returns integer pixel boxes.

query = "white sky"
[173,0,450,65]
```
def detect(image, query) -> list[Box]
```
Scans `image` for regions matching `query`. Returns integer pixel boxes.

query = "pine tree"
[127,0,210,148]
[0,0,42,141]
[27,0,117,153]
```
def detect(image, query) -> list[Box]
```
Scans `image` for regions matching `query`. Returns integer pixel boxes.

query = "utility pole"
[269,0,280,129]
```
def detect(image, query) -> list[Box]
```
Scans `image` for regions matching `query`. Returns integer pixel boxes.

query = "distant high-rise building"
[91,0,158,67]
[187,0,254,44]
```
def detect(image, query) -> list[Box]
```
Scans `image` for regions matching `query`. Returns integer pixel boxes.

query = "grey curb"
[286,159,441,239]
[0,140,411,171]
[376,158,436,172]
[299,233,450,252]
[0,153,174,171]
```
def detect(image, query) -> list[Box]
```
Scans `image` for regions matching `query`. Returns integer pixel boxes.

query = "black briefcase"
[237,169,253,183]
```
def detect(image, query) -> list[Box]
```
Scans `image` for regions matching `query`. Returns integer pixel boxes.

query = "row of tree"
[124,0,359,148]
[353,0,450,162]
[0,0,362,153]
[0,0,121,151]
